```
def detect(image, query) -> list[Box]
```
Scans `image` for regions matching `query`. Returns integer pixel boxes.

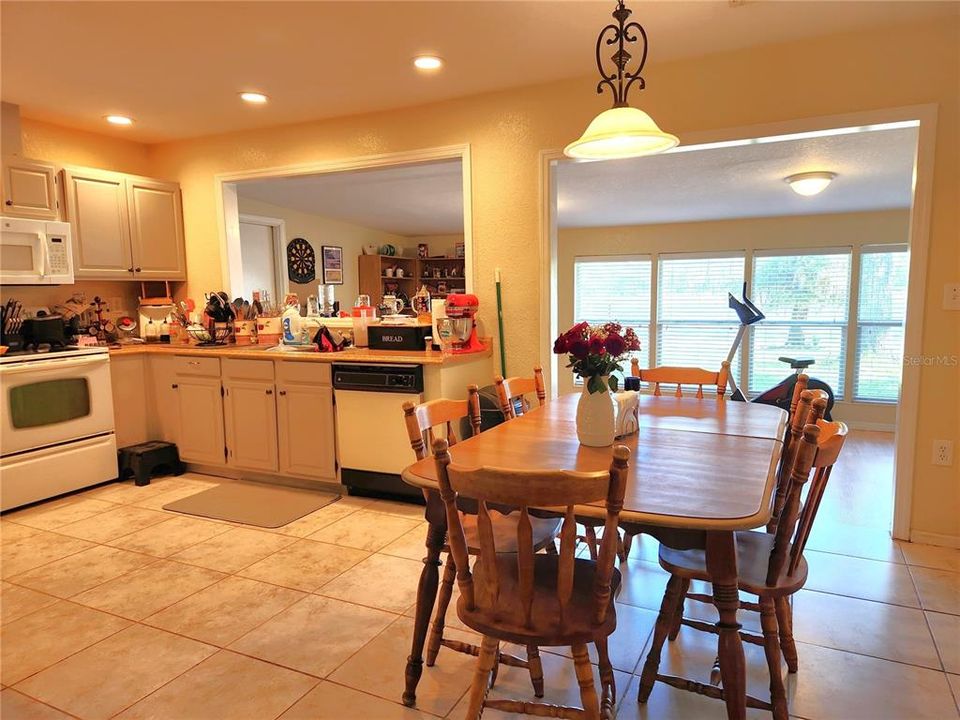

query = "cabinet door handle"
[135,267,142,273]
[278,390,287,396]
[171,383,178,389]
[5,200,12,206]
[127,267,134,273]
[266,389,273,395]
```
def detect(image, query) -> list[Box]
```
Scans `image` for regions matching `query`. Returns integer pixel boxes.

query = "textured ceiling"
[556,125,919,227]
[236,159,463,236]
[1,1,955,142]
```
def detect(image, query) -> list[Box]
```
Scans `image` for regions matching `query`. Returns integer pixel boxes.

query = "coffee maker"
[437,293,484,354]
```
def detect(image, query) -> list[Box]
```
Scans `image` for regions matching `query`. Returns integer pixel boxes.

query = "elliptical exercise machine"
[725,283,835,420]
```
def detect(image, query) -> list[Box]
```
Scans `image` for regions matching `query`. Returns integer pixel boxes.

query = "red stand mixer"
[438,293,484,354]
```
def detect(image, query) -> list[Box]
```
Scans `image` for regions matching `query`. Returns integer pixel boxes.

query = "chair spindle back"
[432,439,629,629]
[495,367,546,419]
[787,416,848,574]
[628,359,731,399]
[402,385,482,461]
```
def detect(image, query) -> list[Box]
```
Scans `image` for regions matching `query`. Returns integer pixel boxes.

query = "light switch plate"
[944,283,960,311]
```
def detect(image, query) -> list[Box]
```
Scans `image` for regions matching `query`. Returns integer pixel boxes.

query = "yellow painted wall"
[237,197,412,306]
[20,117,151,175]
[16,17,959,539]
[556,210,910,429]
[407,234,465,260]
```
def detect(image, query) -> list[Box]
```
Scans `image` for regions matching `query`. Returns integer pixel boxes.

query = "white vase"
[576,375,616,447]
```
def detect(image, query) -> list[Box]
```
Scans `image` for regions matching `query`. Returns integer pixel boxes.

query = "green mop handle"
[495,268,507,376]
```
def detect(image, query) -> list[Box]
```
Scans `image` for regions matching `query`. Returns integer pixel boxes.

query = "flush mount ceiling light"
[785,171,837,196]
[564,0,678,161]
[413,55,443,71]
[104,115,134,126]
[239,92,269,104]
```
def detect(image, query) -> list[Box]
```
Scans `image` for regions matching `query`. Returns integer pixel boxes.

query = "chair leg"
[668,578,690,641]
[775,596,799,673]
[572,643,601,720]
[464,635,498,719]
[426,554,456,666]
[638,574,685,703]
[595,636,616,720]
[584,525,599,560]
[544,540,558,555]
[621,530,634,559]
[526,644,545,698]
[760,596,789,720]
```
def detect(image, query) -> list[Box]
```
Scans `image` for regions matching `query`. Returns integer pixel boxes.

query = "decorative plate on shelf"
[286,238,316,284]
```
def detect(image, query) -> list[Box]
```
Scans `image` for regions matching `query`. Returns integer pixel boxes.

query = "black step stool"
[117,441,186,486]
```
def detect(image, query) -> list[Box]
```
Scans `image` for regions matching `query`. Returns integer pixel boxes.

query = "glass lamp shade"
[564,106,679,160]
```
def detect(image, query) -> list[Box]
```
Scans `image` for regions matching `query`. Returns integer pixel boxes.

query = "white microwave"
[0,217,74,285]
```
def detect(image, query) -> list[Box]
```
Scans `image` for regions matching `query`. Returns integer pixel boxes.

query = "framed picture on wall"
[321,245,344,285]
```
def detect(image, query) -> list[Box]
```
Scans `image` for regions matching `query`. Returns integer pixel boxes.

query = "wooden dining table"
[400,392,787,720]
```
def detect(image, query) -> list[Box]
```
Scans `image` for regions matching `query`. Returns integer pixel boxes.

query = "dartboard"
[286,238,316,283]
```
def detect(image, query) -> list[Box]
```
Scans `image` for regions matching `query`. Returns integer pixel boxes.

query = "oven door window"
[9,378,91,428]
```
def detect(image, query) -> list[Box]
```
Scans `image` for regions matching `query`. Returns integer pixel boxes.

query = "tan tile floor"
[0,431,957,720]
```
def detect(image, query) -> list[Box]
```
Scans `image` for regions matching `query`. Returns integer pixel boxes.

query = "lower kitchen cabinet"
[277,382,337,480]
[173,376,225,465]
[110,355,149,448]
[224,379,278,472]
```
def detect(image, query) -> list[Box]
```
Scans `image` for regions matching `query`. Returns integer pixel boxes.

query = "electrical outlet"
[933,439,954,467]
[944,283,960,311]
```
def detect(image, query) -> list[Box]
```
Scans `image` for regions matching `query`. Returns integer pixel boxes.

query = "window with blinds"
[855,247,908,402]
[749,250,851,398]
[573,256,651,370]
[656,254,744,374]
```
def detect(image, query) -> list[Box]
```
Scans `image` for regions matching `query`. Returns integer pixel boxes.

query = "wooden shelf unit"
[359,254,466,307]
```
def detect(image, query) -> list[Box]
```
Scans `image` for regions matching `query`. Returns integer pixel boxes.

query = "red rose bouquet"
[553,321,641,394]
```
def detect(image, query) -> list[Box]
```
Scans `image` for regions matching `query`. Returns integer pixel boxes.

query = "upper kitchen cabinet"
[62,166,132,278]
[2,157,59,220]
[127,177,186,280]
[61,165,187,281]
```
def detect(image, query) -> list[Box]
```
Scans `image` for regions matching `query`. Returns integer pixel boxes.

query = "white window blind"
[855,247,908,402]
[748,250,851,398]
[656,254,744,373]
[573,256,651,370]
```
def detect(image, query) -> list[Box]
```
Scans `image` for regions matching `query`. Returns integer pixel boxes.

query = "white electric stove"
[0,346,117,511]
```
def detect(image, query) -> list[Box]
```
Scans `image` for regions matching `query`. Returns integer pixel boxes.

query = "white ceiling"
[556,125,919,227]
[236,159,464,236]
[1,2,955,142]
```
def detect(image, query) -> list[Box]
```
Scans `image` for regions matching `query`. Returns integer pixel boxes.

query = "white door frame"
[237,213,288,300]
[215,144,474,300]
[539,103,939,543]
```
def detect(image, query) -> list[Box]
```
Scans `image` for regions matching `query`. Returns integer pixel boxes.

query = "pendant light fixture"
[564,0,678,160]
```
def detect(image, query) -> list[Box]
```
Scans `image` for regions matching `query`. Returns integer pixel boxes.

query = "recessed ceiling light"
[785,171,836,196]
[104,115,133,126]
[239,92,269,104]
[413,55,443,71]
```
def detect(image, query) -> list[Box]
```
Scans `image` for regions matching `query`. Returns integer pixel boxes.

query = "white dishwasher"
[333,363,423,498]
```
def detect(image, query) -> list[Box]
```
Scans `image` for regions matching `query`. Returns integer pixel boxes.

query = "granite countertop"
[107,341,491,366]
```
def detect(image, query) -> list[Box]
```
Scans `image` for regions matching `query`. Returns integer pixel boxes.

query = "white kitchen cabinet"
[174,376,225,465]
[127,177,186,280]
[224,379,279,472]
[276,362,336,481]
[148,356,181,445]
[62,166,132,278]
[110,355,149,448]
[2,157,59,219]
[61,166,186,280]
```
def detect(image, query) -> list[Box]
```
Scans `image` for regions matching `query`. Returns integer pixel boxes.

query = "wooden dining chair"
[402,388,561,694]
[638,410,847,720]
[433,438,629,720]
[494,366,546,419]
[629,358,731,399]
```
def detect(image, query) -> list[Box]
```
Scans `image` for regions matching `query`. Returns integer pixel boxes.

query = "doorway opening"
[542,108,936,544]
